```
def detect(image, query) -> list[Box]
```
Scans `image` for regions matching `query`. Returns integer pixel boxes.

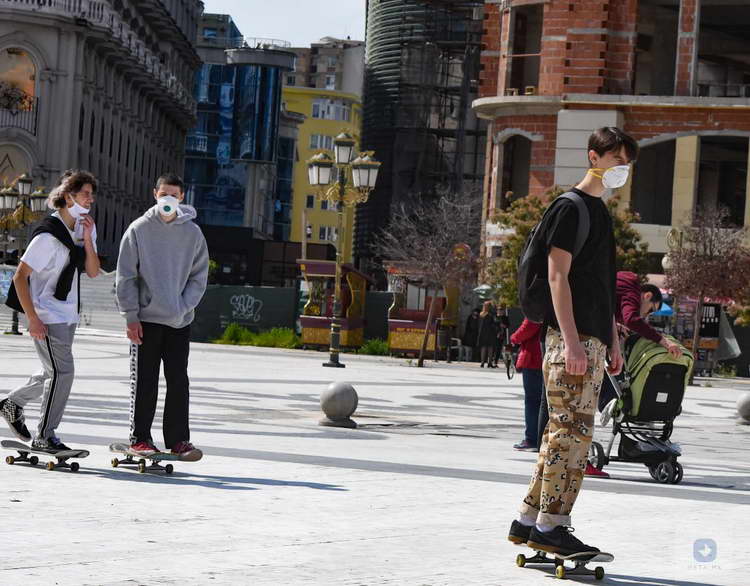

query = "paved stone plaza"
[0,330,748,585]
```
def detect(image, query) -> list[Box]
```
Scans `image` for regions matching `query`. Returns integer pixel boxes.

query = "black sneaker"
[31,436,71,453]
[508,520,533,545]
[0,398,31,442]
[527,525,600,556]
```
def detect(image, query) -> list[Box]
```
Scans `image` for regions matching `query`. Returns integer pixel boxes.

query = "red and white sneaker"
[585,462,610,478]
[130,441,159,456]
[171,441,203,462]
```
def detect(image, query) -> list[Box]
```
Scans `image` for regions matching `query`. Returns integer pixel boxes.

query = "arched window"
[500,135,532,208]
[0,47,36,102]
[631,140,676,225]
[697,136,748,227]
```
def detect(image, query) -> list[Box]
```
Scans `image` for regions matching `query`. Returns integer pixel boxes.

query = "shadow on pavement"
[604,574,728,586]
[73,466,346,491]
[519,566,727,586]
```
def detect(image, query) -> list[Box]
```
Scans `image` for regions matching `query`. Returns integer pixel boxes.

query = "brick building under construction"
[475,0,750,268]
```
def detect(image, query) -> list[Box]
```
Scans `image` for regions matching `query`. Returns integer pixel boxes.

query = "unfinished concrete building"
[475,0,750,269]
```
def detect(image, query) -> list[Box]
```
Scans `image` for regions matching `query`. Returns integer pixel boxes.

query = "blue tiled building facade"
[184,15,294,234]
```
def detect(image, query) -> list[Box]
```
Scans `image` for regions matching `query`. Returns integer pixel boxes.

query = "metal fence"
[0,267,122,335]
[0,99,39,135]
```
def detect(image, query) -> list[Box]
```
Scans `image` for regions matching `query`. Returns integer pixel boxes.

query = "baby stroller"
[588,334,693,484]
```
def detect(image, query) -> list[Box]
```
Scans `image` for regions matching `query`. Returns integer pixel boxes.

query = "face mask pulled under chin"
[68,201,90,220]
[67,201,90,241]
[588,165,630,189]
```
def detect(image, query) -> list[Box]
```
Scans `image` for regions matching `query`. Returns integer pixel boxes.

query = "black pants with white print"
[129,322,191,449]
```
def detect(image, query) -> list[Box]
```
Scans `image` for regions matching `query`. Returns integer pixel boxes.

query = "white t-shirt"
[19,213,97,325]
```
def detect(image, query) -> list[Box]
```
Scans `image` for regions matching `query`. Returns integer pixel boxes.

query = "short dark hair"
[155,173,185,192]
[588,127,639,165]
[48,170,98,209]
[641,284,663,309]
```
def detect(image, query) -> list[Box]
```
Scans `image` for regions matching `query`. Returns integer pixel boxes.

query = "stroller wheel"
[670,461,683,484]
[647,464,658,481]
[588,441,606,470]
[654,461,675,484]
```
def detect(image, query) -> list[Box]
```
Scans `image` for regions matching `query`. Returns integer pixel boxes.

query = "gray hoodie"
[116,204,208,329]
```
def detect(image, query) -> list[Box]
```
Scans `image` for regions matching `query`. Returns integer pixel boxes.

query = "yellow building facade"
[283,87,362,263]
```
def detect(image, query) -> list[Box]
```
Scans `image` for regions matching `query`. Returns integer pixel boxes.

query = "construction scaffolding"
[357,0,486,266]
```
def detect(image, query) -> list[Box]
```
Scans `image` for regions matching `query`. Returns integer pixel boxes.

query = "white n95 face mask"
[589,165,631,189]
[158,196,181,217]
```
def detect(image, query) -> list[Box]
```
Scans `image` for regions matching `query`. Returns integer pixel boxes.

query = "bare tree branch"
[372,189,482,366]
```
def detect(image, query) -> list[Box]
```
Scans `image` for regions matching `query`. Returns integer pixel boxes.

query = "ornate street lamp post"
[308,133,380,368]
[1,175,47,334]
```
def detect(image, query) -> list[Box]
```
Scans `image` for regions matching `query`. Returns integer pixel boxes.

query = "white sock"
[518,513,537,527]
[535,523,556,533]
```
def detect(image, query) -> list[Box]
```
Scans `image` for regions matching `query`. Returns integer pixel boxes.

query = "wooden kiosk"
[385,263,460,357]
[298,260,373,350]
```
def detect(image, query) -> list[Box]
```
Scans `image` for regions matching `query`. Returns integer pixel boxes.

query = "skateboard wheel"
[555,565,566,579]
[138,462,146,474]
[595,566,605,580]
[165,464,174,475]
[138,458,146,466]
[70,462,79,472]
[46,461,55,471]
[6,455,14,465]
[515,554,526,567]
[29,456,39,466]
[111,458,119,468]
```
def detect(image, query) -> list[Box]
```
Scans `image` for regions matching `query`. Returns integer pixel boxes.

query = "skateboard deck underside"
[1,439,89,459]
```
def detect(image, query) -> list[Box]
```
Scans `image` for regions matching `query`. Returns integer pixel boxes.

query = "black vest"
[5,216,86,314]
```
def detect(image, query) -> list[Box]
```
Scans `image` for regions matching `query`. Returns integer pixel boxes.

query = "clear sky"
[201,0,367,47]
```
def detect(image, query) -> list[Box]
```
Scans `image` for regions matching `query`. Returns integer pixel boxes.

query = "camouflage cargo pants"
[519,328,607,527]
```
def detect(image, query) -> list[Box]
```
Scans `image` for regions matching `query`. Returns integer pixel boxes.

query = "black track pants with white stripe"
[7,323,77,440]
[129,322,191,449]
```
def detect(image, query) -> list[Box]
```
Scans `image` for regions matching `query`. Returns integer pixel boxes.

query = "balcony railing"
[200,36,292,50]
[185,134,208,153]
[0,97,39,135]
[0,0,196,114]
[697,82,750,98]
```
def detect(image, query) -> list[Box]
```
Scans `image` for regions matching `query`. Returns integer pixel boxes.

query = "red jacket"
[616,271,662,343]
[510,318,542,371]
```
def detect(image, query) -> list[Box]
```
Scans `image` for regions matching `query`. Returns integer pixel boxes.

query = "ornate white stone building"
[0,0,202,264]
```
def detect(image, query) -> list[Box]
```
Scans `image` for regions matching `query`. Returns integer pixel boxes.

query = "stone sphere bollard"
[320,382,358,428]
[738,392,750,423]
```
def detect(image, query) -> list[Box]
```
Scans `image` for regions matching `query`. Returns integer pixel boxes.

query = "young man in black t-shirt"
[507,127,638,556]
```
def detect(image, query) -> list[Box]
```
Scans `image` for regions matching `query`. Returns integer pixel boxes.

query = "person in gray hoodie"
[115,173,208,460]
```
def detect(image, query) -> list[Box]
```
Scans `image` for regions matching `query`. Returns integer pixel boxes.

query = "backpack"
[517,192,590,323]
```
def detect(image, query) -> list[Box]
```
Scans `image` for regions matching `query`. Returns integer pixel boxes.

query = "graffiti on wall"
[230,294,264,323]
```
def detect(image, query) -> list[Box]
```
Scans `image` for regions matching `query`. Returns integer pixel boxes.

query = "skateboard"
[109,442,199,474]
[516,548,614,580]
[1,439,89,472]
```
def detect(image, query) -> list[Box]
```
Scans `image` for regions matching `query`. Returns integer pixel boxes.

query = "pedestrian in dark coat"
[477,300,498,368]
[463,308,481,361]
